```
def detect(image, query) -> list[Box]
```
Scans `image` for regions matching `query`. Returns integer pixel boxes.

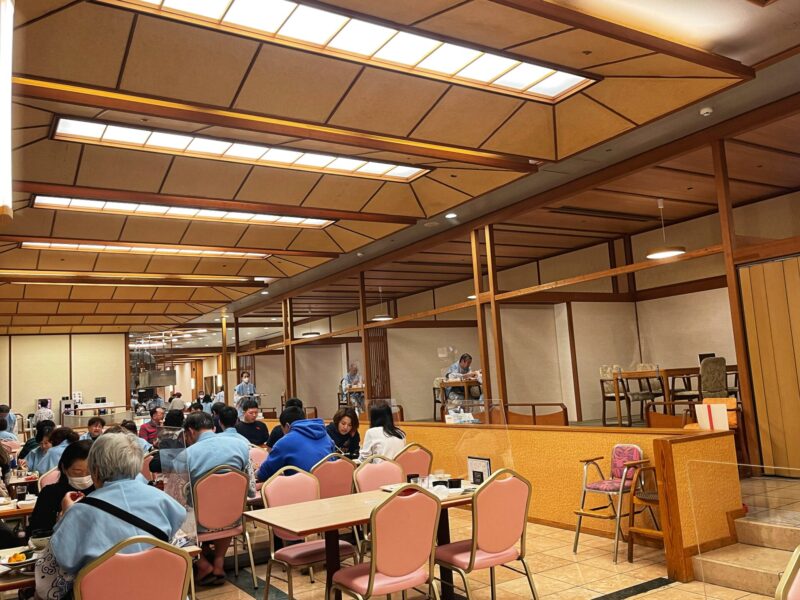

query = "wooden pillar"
[220,316,229,405]
[358,272,373,409]
[234,316,241,355]
[282,299,296,398]
[124,332,131,408]
[484,225,508,406]
[470,229,493,412]
[194,359,203,398]
[712,140,759,465]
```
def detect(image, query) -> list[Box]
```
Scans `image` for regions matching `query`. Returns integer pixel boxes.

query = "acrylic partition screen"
[687,460,800,598]
[152,426,197,549]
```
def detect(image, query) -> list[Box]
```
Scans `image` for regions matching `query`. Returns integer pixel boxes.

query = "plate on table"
[0,549,37,570]
[0,497,13,506]
[17,499,36,509]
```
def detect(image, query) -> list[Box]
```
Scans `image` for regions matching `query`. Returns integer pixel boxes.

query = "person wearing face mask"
[233,371,256,419]
[29,440,95,537]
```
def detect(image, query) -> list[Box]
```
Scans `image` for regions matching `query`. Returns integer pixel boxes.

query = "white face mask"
[67,475,93,490]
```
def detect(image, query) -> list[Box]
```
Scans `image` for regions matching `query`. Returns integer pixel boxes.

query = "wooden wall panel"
[366,328,391,400]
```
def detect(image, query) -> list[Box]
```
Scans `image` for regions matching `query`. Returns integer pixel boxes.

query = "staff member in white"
[233,371,256,418]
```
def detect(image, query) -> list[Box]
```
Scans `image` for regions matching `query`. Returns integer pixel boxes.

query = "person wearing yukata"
[233,371,257,419]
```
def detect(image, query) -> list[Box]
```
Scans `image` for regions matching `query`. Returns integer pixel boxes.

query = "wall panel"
[71,334,126,407]
[11,335,71,417]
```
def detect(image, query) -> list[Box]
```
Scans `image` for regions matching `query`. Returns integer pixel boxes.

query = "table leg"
[437,507,459,600]
[325,529,342,600]
[613,377,622,427]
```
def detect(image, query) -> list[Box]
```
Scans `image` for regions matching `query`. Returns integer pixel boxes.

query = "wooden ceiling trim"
[488,0,753,79]
[12,77,539,171]
[652,164,789,193]
[14,181,418,225]
[728,138,800,161]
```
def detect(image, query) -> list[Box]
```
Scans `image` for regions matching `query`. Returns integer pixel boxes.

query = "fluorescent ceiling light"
[21,241,269,259]
[53,118,427,182]
[103,0,592,101]
[32,195,335,229]
[0,269,253,283]
[371,314,393,322]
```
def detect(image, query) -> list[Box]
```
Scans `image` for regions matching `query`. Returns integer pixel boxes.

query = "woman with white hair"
[37,432,186,599]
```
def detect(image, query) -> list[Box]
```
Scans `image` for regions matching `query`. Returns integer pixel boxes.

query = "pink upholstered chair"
[38,467,60,491]
[776,545,800,600]
[1,440,21,454]
[435,469,536,599]
[395,443,433,478]
[330,485,441,600]
[353,456,404,493]
[262,467,358,598]
[311,454,356,499]
[573,444,643,563]
[193,466,257,588]
[141,451,156,482]
[249,445,269,496]
[73,536,192,600]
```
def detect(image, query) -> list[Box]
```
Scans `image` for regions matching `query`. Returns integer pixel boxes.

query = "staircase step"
[692,543,792,596]
[736,517,800,551]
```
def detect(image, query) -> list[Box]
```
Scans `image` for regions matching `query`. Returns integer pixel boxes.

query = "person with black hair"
[120,420,153,453]
[201,394,214,414]
[359,403,405,460]
[0,405,16,437]
[148,409,186,474]
[29,440,95,536]
[0,417,17,442]
[20,419,55,460]
[33,399,55,426]
[210,402,226,433]
[139,406,164,446]
[79,417,105,442]
[256,405,334,481]
[235,399,269,445]
[326,407,360,459]
[19,422,55,472]
[36,427,79,473]
[266,397,303,449]
[189,402,204,413]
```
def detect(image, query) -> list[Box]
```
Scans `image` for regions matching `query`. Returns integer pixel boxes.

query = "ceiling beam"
[0,271,262,287]
[0,234,339,259]
[12,77,539,171]
[14,181,417,226]
[489,0,754,79]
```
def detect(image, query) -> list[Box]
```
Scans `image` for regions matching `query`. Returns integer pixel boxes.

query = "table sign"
[467,456,491,485]
[696,404,729,431]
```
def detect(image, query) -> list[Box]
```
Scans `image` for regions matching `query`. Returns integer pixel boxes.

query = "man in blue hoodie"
[257,406,334,481]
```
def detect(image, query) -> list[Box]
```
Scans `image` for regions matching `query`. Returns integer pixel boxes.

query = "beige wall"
[71,334,126,407]
[540,243,612,292]
[498,261,539,290]
[254,353,285,409]
[11,335,71,418]
[295,345,342,418]
[571,302,641,421]
[397,290,434,317]
[553,303,577,418]
[734,190,800,240]
[173,362,193,399]
[434,280,474,320]
[388,327,479,420]
[637,288,736,368]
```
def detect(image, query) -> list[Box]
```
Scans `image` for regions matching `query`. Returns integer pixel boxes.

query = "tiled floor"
[194,510,771,599]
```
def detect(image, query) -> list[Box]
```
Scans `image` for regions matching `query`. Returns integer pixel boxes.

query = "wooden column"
[282,299,296,398]
[484,225,508,406]
[124,332,131,408]
[358,272,373,408]
[470,229,493,410]
[220,316,230,405]
[194,359,203,398]
[234,316,241,355]
[712,140,759,465]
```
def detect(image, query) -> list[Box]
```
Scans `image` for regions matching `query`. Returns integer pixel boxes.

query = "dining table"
[245,487,474,600]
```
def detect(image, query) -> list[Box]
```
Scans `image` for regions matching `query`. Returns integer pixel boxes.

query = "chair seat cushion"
[276,539,356,566]
[586,478,630,493]
[333,562,428,595]
[435,540,520,571]
[635,491,659,502]
[198,524,243,542]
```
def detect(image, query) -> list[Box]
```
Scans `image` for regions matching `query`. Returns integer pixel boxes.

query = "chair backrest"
[1,440,20,455]
[531,404,569,426]
[74,536,191,600]
[39,467,61,491]
[700,357,727,395]
[304,407,318,419]
[311,454,355,499]
[610,444,643,480]
[261,467,319,541]
[395,444,433,477]
[354,457,404,493]
[141,451,156,482]
[262,408,277,419]
[192,466,248,532]
[473,470,531,562]
[370,486,440,587]
[391,405,405,422]
[776,545,800,600]
[249,446,268,474]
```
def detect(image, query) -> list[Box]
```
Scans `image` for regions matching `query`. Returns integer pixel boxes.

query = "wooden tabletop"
[245,489,474,537]
[0,503,35,519]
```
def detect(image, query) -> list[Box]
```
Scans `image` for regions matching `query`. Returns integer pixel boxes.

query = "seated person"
[201,394,214,414]
[266,397,303,449]
[189,402,204,413]
[29,440,94,537]
[20,424,55,472]
[326,407,360,459]
[138,406,164,446]
[360,403,406,460]
[235,399,269,445]
[41,433,186,600]
[210,402,226,433]
[257,406,334,482]
[184,412,254,584]
[121,420,154,453]
[0,417,17,442]
[78,417,105,442]
[33,399,55,426]
[444,353,481,403]
[20,419,55,460]
[167,392,185,412]
[36,427,78,474]
[219,406,247,441]
[0,406,16,438]
[149,409,186,474]
[340,362,364,411]
[0,447,20,549]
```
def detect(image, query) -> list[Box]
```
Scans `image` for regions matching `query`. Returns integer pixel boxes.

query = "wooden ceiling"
[4,0,788,335]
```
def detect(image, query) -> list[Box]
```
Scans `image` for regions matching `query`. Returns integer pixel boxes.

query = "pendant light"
[301,306,320,338]
[646,198,686,260]
[371,286,393,322]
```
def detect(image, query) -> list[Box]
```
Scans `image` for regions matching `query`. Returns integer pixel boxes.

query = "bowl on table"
[17,499,36,509]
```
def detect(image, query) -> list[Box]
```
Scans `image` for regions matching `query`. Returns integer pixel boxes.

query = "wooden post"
[712,140,758,466]
[484,225,508,407]
[470,229,493,415]
[282,299,296,397]
[220,316,229,405]
[234,316,241,355]
[358,272,373,410]
[124,332,131,408]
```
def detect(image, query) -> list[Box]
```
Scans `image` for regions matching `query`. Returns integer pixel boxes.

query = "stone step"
[692,543,792,596]
[736,517,800,551]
